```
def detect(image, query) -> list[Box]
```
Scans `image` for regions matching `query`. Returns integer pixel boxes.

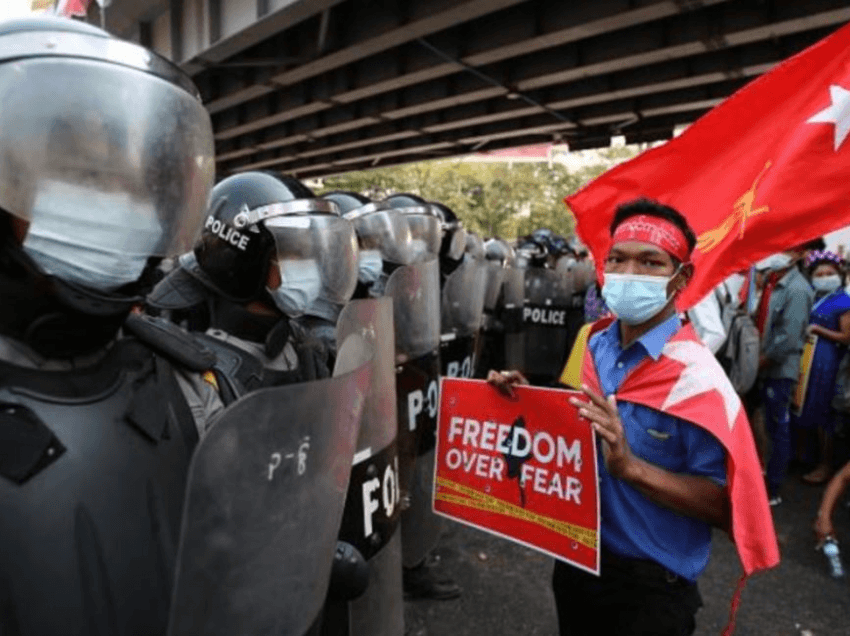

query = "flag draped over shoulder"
[579,319,779,576]
[566,21,850,310]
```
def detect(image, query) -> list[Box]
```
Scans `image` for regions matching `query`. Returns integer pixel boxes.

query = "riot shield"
[167,349,371,636]
[502,266,527,373]
[322,298,403,636]
[474,263,509,377]
[572,261,597,293]
[384,259,444,568]
[440,257,487,379]
[514,267,585,384]
[483,263,507,315]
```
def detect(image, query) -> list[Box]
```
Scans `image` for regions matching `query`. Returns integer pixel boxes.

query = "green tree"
[315,150,636,240]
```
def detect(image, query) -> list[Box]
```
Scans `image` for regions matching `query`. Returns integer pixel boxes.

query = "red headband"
[611,214,690,262]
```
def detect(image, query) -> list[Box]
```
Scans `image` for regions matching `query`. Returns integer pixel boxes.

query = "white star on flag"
[807,85,850,151]
[660,341,742,430]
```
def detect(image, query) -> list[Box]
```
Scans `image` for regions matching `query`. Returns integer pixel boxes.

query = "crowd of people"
[3,12,849,636]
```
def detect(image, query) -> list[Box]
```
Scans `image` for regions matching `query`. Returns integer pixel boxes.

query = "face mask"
[358,250,384,285]
[22,246,150,292]
[756,253,793,272]
[22,182,163,292]
[813,275,842,293]
[267,260,322,317]
[602,272,677,326]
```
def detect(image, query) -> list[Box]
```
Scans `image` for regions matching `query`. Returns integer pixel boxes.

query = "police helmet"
[430,202,468,262]
[384,193,442,263]
[484,238,516,267]
[0,16,214,309]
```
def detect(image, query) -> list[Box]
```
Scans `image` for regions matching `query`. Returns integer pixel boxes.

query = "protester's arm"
[810,311,850,345]
[762,288,812,364]
[570,386,730,530]
[814,461,850,545]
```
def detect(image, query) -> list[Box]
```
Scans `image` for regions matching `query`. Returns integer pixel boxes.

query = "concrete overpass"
[97,0,850,178]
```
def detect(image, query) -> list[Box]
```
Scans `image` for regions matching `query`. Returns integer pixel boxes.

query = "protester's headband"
[610,214,691,263]
[805,249,844,269]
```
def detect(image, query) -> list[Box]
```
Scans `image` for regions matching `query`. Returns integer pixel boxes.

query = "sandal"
[803,465,832,485]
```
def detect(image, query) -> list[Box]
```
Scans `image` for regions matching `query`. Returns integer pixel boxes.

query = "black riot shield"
[440,257,487,379]
[474,262,508,377]
[508,267,586,385]
[502,266,527,374]
[322,298,403,636]
[167,347,372,636]
[384,259,444,568]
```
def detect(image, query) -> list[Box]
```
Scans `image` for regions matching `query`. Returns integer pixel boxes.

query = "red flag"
[566,21,850,309]
[581,319,779,577]
[55,0,91,17]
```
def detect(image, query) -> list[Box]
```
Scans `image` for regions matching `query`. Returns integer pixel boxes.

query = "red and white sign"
[434,378,600,575]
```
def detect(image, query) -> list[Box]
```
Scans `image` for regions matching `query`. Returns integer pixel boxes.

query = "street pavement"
[404,471,849,635]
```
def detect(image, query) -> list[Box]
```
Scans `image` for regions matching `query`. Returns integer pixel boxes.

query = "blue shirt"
[589,315,727,581]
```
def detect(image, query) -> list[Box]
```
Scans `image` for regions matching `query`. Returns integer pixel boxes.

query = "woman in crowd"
[795,250,850,484]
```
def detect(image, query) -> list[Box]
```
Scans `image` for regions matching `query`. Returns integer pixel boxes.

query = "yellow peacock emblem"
[696,161,772,253]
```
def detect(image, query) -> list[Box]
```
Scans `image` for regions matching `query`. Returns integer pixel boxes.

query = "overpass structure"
[98,0,850,179]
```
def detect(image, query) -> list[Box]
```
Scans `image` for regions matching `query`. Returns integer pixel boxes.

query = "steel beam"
[216,30,808,172]
[213,1,848,162]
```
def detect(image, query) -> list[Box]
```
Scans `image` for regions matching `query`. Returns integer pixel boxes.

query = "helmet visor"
[402,213,442,264]
[266,214,359,307]
[1,56,213,259]
[351,209,413,266]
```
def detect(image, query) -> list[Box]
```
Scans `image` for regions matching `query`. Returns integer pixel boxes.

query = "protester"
[814,459,850,546]
[793,250,850,484]
[583,281,609,322]
[689,287,726,354]
[489,198,775,636]
[799,238,828,280]
[756,248,815,504]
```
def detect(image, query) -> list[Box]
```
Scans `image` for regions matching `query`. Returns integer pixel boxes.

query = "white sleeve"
[689,291,727,355]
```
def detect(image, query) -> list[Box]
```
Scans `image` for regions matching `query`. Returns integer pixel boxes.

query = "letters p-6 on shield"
[434,379,600,575]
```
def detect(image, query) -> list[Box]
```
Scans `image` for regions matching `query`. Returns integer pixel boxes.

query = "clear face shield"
[0,29,214,293]
[444,226,468,262]
[464,232,486,262]
[344,203,415,267]
[264,212,359,318]
[398,206,442,263]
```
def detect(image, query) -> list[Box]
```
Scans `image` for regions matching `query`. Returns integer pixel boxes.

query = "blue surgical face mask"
[358,249,384,285]
[267,260,322,317]
[22,182,163,292]
[813,275,842,294]
[601,272,677,325]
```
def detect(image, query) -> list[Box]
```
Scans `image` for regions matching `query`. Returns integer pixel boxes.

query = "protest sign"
[433,378,599,575]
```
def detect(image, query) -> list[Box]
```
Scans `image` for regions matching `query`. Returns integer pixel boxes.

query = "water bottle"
[823,539,845,579]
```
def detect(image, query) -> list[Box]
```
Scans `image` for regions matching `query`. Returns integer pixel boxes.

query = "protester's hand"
[814,512,835,548]
[807,324,823,338]
[570,385,635,480]
[486,369,529,398]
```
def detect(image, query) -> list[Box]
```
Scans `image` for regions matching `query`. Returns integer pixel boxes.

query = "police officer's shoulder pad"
[124,313,216,372]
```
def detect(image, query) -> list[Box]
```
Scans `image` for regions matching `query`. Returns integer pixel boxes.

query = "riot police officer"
[383,194,462,601]
[385,194,465,286]
[321,190,412,299]
[148,172,360,400]
[0,15,220,635]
